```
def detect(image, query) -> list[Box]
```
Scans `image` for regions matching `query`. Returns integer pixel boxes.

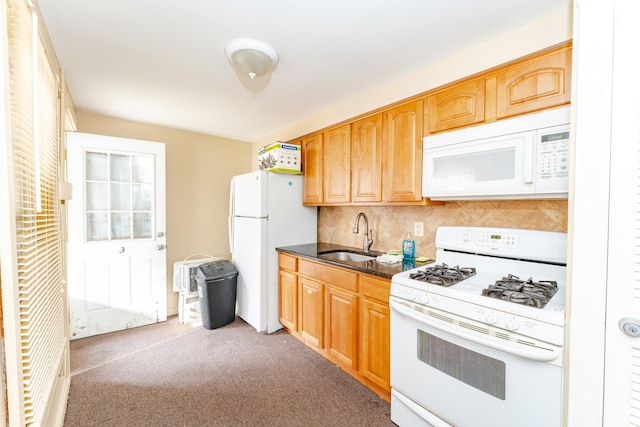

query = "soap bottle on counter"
[402,232,415,261]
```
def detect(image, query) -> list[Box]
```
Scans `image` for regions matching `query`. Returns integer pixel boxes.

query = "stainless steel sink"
[317,250,377,263]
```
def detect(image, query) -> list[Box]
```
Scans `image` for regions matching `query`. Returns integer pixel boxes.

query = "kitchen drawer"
[279,253,298,271]
[360,275,390,302]
[299,259,358,293]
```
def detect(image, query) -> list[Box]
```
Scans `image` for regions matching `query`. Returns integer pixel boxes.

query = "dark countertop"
[276,242,431,280]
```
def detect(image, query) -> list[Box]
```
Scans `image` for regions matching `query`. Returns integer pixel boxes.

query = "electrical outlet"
[414,222,424,237]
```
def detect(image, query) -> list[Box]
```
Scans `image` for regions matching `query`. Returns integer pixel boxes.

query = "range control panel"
[475,231,520,249]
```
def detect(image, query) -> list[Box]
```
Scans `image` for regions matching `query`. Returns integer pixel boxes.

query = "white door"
[603,0,640,423]
[567,0,640,425]
[67,132,167,339]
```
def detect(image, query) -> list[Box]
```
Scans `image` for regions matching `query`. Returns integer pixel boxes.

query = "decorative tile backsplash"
[318,200,568,259]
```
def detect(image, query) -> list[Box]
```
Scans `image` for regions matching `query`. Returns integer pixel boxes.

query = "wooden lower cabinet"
[278,269,298,331]
[325,286,359,370]
[360,274,391,393]
[278,254,391,401]
[299,277,324,349]
[361,297,390,391]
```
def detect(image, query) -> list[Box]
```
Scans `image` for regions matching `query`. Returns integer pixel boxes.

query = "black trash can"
[195,260,238,330]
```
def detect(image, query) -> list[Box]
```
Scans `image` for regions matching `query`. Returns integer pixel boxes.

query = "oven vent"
[495,331,511,340]
[515,338,538,347]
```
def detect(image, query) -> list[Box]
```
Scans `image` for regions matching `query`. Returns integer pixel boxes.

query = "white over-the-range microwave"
[422,106,570,201]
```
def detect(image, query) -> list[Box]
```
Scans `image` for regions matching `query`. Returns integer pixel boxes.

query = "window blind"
[6,0,67,424]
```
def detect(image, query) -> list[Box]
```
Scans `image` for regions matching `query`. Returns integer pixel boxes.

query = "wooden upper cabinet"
[351,114,383,203]
[298,44,571,206]
[323,124,351,204]
[301,133,323,205]
[426,78,486,134]
[383,101,423,202]
[496,44,572,119]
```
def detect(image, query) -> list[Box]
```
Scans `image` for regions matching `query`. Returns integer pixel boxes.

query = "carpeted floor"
[64,316,395,426]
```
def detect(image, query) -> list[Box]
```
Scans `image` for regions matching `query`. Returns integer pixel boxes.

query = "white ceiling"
[36,0,570,143]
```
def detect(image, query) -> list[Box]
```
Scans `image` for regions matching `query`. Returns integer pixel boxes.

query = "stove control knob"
[405,289,417,301]
[416,293,429,304]
[484,311,498,325]
[505,316,520,331]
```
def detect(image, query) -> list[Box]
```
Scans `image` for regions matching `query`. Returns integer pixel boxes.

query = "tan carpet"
[64,316,394,426]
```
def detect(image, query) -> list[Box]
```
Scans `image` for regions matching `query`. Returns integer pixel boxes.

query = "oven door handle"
[390,299,559,362]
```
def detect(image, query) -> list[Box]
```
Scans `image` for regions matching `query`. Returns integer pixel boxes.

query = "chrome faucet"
[353,212,374,252]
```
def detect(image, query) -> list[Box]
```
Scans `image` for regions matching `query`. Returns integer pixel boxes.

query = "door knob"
[156,244,165,251]
[619,318,640,337]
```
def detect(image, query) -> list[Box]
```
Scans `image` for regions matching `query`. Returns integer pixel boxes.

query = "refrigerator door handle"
[229,179,235,217]
[228,216,234,253]
[229,179,234,253]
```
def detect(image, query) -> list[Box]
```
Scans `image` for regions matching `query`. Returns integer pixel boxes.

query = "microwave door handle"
[523,135,535,184]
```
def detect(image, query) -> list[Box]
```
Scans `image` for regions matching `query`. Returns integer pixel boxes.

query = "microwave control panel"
[537,125,570,182]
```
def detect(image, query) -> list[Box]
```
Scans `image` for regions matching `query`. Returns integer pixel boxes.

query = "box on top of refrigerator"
[258,142,301,174]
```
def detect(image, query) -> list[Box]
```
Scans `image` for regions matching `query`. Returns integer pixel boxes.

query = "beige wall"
[75,111,253,314]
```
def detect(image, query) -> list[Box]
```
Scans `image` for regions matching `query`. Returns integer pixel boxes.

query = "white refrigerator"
[229,170,317,333]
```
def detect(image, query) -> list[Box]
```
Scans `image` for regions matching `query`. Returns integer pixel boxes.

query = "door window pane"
[86,152,108,181]
[110,154,131,182]
[86,182,108,211]
[132,183,152,210]
[133,213,152,238]
[111,213,131,239]
[87,213,109,241]
[133,155,153,183]
[110,183,131,211]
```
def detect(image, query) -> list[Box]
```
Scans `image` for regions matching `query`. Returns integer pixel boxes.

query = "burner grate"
[409,263,476,287]
[481,274,558,308]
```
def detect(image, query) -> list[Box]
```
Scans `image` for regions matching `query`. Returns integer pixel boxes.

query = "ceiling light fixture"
[225,39,279,80]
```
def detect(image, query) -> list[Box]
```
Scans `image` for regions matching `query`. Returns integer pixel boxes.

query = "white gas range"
[390,226,567,427]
